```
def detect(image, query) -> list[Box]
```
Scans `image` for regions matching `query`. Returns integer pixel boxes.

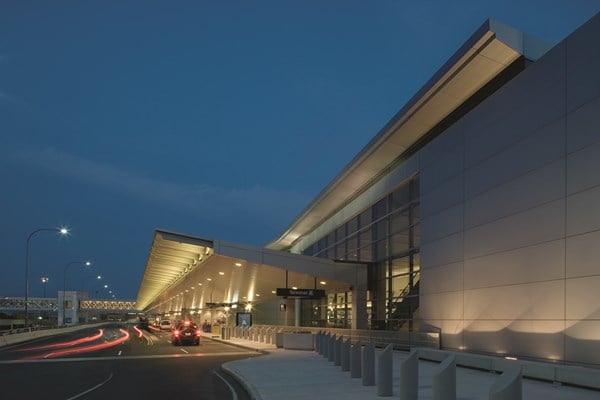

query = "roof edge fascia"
[266,19,550,252]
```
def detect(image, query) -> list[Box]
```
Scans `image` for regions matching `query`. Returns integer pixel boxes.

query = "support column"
[295,298,301,327]
[352,284,367,330]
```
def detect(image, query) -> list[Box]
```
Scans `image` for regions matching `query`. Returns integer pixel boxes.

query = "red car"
[171,320,200,346]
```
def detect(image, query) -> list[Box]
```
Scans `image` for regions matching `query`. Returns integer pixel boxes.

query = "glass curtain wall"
[303,176,420,330]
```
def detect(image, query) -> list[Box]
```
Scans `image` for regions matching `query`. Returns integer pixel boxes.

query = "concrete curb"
[221,362,264,400]
[201,334,274,355]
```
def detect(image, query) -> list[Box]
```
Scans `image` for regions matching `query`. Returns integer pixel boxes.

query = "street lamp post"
[41,277,49,297]
[62,260,91,326]
[40,277,49,321]
[24,227,68,328]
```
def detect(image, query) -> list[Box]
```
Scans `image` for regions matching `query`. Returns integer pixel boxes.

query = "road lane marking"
[214,370,238,400]
[65,372,113,400]
[118,350,122,356]
[0,351,257,364]
[180,348,189,354]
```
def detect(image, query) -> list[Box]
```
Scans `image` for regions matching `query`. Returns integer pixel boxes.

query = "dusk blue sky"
[2,1,599,301]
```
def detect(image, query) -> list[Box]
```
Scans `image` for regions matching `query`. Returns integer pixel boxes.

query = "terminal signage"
[276,288,326,299]
[205,302,231,308]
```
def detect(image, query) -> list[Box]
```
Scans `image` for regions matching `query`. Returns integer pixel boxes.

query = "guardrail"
[0,325,57,336]
[0,322,115,348]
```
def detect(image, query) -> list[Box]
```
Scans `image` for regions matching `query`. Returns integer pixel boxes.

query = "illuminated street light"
[62,260,91,326]
[24,227,68,328]
[41,277,49,298]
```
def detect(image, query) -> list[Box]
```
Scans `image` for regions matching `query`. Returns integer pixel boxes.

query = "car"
[171,320,200,346]
[159,320,172,331]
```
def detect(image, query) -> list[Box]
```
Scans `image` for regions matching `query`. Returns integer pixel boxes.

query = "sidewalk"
[214,334,600,400]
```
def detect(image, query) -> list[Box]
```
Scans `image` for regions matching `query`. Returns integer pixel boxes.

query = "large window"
[302,176,420,330]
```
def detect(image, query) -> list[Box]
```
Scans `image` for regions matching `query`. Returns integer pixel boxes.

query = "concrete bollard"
[319,331,325,354]
[399,349,419,400]
[341,338,351,371]
[260,328,265,343]
[334,335,343,366]
[433,356,456,400]
[323,333,330,358]
[351,340,362,378]
[316,331,321,354]
[362,342,375,386]
[377,344,394,396]
[489,366,522,400]
[328,334,336,362]
[315,331,321,353]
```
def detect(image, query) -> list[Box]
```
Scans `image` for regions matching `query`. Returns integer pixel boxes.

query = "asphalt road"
[0,323,260,399]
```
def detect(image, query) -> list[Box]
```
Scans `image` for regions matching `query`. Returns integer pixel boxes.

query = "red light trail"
[15,329,104,352]
[133,325,144,339]
[19,329,131,360]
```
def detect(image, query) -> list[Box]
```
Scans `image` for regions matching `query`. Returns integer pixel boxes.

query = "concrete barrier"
[433,355,456,400]
[489,366,522,400]
[351,340,362,378]
[275,331,283,348]
[0,322,112,348]
[377,343,393,396]
[282,332,314,350]
[400,349,418,400]
[362,342,375,386]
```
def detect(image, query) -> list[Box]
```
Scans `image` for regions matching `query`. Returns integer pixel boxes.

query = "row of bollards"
[233,326,280,345]
[314,331,522,399]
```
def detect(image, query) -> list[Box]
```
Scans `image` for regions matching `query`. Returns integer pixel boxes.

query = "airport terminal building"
[137,13,600,366]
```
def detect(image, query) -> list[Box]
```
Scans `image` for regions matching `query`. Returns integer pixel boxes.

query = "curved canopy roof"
[136,230,365,312]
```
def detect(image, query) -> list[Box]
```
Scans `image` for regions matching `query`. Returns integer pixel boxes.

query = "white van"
[159,320,171,331]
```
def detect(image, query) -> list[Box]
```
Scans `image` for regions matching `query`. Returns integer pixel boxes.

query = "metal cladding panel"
[267,20,535,252]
